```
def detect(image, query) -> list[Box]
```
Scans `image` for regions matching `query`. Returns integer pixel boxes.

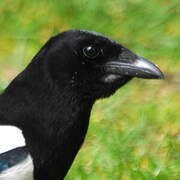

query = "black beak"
[102,57,164,79]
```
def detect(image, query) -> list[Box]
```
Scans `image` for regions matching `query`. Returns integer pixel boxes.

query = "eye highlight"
[83,46,101,59]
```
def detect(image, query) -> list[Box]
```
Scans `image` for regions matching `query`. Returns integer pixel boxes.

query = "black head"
[34,30,164,99]
[0,30,164,180]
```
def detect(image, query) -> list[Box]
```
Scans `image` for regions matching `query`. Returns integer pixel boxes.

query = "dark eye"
[83,46,101,59]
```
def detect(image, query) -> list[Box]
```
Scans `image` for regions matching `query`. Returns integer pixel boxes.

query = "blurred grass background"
[0,0,180,179]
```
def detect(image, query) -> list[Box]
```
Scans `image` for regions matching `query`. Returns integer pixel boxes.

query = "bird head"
[38,30,164,99]
[0,30,164,180]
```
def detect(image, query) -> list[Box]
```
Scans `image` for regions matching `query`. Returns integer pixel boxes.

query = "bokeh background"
[0,0,179,179]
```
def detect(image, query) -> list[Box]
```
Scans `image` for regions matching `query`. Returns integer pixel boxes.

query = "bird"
[0,29,164,180]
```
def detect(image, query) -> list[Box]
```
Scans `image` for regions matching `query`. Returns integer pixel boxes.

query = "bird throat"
[23,92,94,180]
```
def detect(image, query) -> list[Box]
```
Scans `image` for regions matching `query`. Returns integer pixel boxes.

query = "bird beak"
[102,57,164,79]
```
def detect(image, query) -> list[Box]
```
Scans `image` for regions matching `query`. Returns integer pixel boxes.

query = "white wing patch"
[0,126,26,154]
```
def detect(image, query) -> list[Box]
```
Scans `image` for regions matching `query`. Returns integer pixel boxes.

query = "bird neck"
[0,62,95,179]
[1,86,94,180]
[29,92,94,180]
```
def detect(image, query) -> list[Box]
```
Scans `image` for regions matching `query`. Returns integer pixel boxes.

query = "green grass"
[0,0,179,179]
[66,79,180,180]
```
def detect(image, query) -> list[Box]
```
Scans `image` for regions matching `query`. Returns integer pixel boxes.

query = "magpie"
[0,30,164,180]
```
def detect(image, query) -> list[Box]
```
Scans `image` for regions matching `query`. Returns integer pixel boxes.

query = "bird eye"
[83,46,100,59]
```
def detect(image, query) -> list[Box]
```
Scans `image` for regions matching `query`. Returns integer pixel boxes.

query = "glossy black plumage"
[0,30,163,180]
[0,147,28,173]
